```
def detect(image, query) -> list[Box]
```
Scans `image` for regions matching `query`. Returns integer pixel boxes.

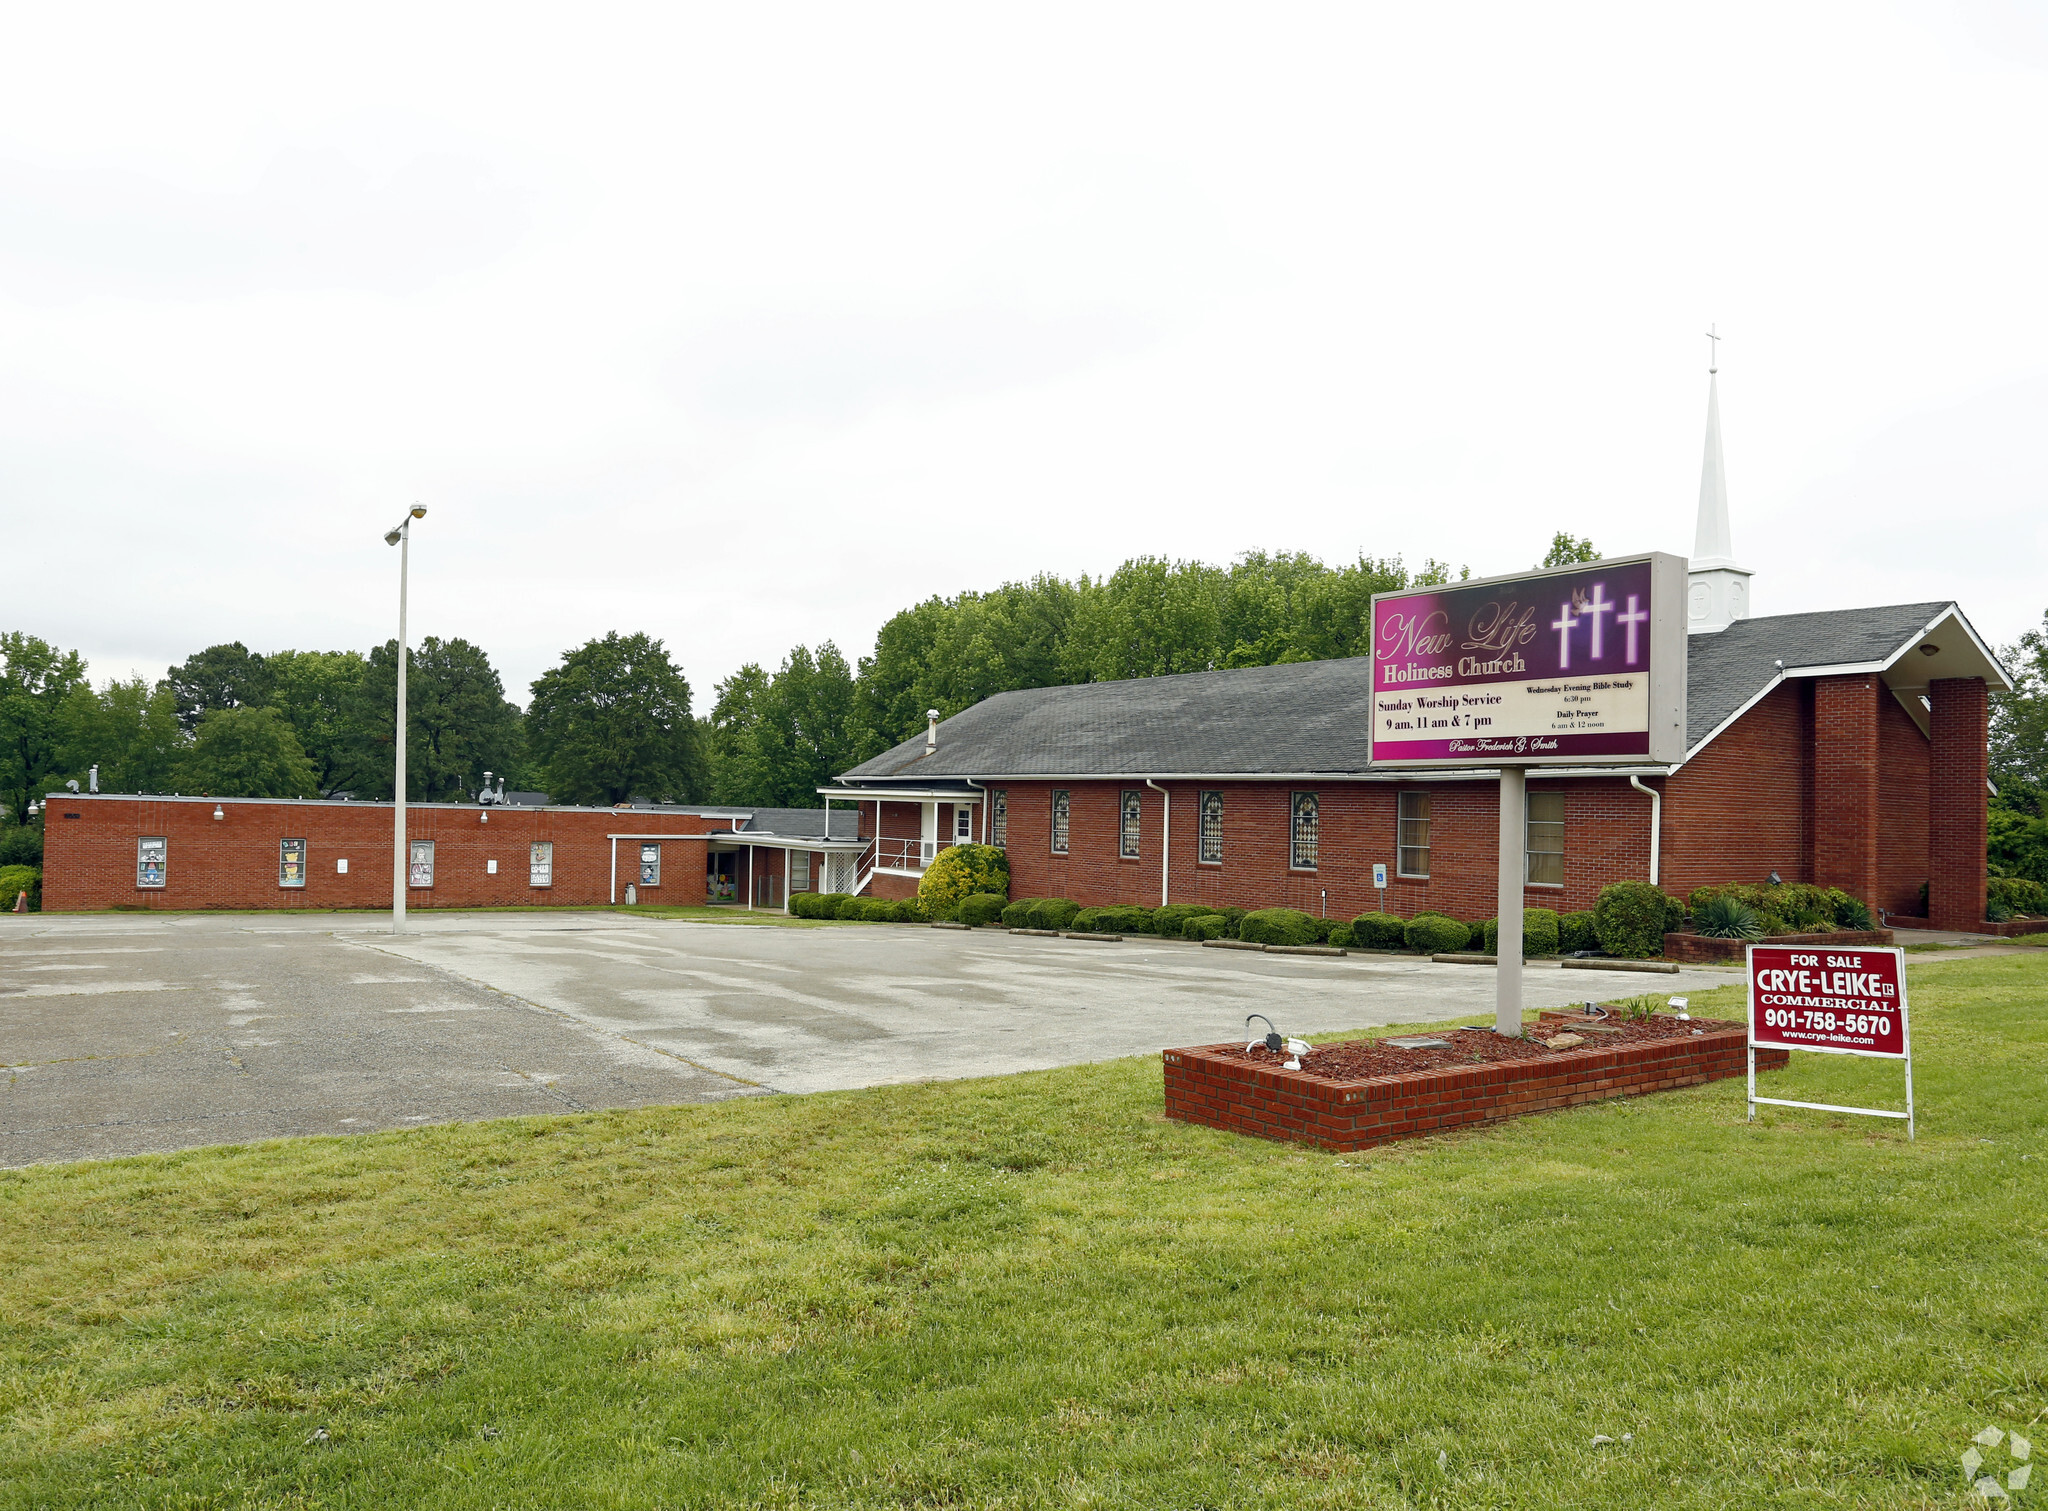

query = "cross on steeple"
[1706,323,1720,375]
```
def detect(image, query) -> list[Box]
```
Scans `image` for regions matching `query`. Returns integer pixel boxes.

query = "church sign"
[1368,552,1688,768]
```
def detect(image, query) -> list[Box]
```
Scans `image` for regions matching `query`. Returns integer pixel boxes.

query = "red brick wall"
[1877,691,1933,916]
[1661,680,1811,901]
[1927,676,1989,929]
[1813,674,1882,905]
[42,796,730,911]
[992,777,1657,922]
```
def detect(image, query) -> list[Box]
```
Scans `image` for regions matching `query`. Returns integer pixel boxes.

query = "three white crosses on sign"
[1550,583,1649,671]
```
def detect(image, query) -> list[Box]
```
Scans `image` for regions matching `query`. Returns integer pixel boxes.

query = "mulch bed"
[1223,1013,1745,1082]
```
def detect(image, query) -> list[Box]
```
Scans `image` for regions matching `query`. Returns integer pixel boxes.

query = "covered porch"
[817,785,986,888]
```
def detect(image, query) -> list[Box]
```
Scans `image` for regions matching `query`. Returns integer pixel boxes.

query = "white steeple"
[1687,326,1752,634]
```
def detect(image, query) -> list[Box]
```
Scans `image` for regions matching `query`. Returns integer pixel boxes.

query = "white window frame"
[279,838,307,889]
[530,841,553,888]
[1526,789,1565,888]
[1290,791,1319,871]
[1119,790,1142,859]
[955,805,973,842]
[791,851,812,891]
[1397,791,1431,879]
[408,840,435,889]
[137,836,167,889]
[640,842,661,887]
[1198,790,1223,864]
[1050,789,1070,855]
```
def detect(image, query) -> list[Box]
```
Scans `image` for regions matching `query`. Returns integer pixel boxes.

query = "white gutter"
[1628,775,1662,887]
[1144,779,1169,906]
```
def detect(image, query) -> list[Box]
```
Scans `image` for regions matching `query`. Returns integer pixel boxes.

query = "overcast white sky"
[4,1,2046,705]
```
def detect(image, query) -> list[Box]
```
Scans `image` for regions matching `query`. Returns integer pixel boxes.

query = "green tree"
[712,644,859,806]
[348,638,523,802]
[1539,532,1600,568]
[1990,608,2048,883]
[267,649,369,795]
[528,632,703,805]
[0,632,89,823]
[164,642,273,733]
[172,706,319,798]
[56,676,185,794]
[708,662,772,805]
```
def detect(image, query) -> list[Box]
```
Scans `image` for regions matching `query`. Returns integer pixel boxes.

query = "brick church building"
[826,371,2010,932]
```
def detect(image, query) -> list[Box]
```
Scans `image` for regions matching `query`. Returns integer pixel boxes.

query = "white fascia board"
[816,786,981,802]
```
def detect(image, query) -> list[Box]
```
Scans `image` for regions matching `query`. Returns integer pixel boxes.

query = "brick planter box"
[1162,1025,1786,1153]
[1662,928,1893,964]
[1984,918,2048,938]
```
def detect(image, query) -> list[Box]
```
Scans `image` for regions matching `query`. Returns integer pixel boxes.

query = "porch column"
[1928,676,1989,930]
[1813,673,1880,907]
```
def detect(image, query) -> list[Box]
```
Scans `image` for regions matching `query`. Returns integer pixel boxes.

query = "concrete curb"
[1060,931,1123,942]
[1008,927,1062,937]
[1263,944,1348,957]
[1200,939,1266,952]
[1563,958,1682,975]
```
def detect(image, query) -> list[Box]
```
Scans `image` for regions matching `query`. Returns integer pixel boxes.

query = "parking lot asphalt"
[2,910,1741,1166]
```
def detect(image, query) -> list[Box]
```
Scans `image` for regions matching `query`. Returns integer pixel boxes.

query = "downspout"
[1145,779,1169,907]
[1629,775,1662,887]
[609,835,617,905]
[965,778,987,843]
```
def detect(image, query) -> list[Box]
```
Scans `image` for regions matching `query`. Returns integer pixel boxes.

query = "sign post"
[1746,943,1913,1138]
[1372,861,1387,914]
[1369,553,1687,1036]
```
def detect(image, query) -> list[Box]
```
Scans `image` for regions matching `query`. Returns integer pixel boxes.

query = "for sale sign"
[1748,944,1908,1058]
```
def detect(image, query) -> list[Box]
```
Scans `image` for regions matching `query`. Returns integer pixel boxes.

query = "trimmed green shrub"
[1308,915,1339,943]
[1989,876,2048,916]
[1239,908,1319,946]
[1327,924,1355,948]
[1688,881,1838,935]
[837,897,890,921]
[1694,894,1764,939]
[1478,908,1560,957]
[0,864,38,911]
[1025,898,1081,931]
[1348,912,1407,949]
[1001,898,1046,928]
[1215,907,1249,939]
[1071,907,1125,934]
[892,896,929,923]
[918,844,1010,919]
[956,893,1008,927]
[1403,913,1470,953]
[1594,881,1682,958]
[1823,888,1875,930]
[1150,903,1214,936]
[1186,914,1229,941]
[1559,910,1598,954]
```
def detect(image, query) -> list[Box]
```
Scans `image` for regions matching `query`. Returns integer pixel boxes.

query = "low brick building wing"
[823,599,2009,931]
[41,797,865,913]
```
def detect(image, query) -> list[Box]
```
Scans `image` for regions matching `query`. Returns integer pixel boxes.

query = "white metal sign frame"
[1746,943,1914,1139]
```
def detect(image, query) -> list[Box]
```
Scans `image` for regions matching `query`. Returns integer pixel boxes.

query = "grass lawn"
[3,959,2044,1508]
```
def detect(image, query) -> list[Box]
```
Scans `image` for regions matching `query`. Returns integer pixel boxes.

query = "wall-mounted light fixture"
[213,805,225,821]
[1920,643,1941,657]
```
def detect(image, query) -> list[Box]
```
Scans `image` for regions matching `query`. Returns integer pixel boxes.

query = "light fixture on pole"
[384,504,427,934]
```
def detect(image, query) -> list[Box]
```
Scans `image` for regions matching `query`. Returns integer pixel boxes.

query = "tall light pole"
[384,505,427,934]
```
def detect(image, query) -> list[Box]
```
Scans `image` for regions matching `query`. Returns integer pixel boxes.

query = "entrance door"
[707,851,739,902]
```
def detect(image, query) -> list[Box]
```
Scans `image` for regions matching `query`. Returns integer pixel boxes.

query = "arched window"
[1290,791,1319,871]
[1198,790,1224,863]
[1120,790,1142,858]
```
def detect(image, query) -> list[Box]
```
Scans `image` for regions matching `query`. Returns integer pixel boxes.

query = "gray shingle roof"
[737,807,860,840]
[1682,602,1949,749]
[836,602,1960,782]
